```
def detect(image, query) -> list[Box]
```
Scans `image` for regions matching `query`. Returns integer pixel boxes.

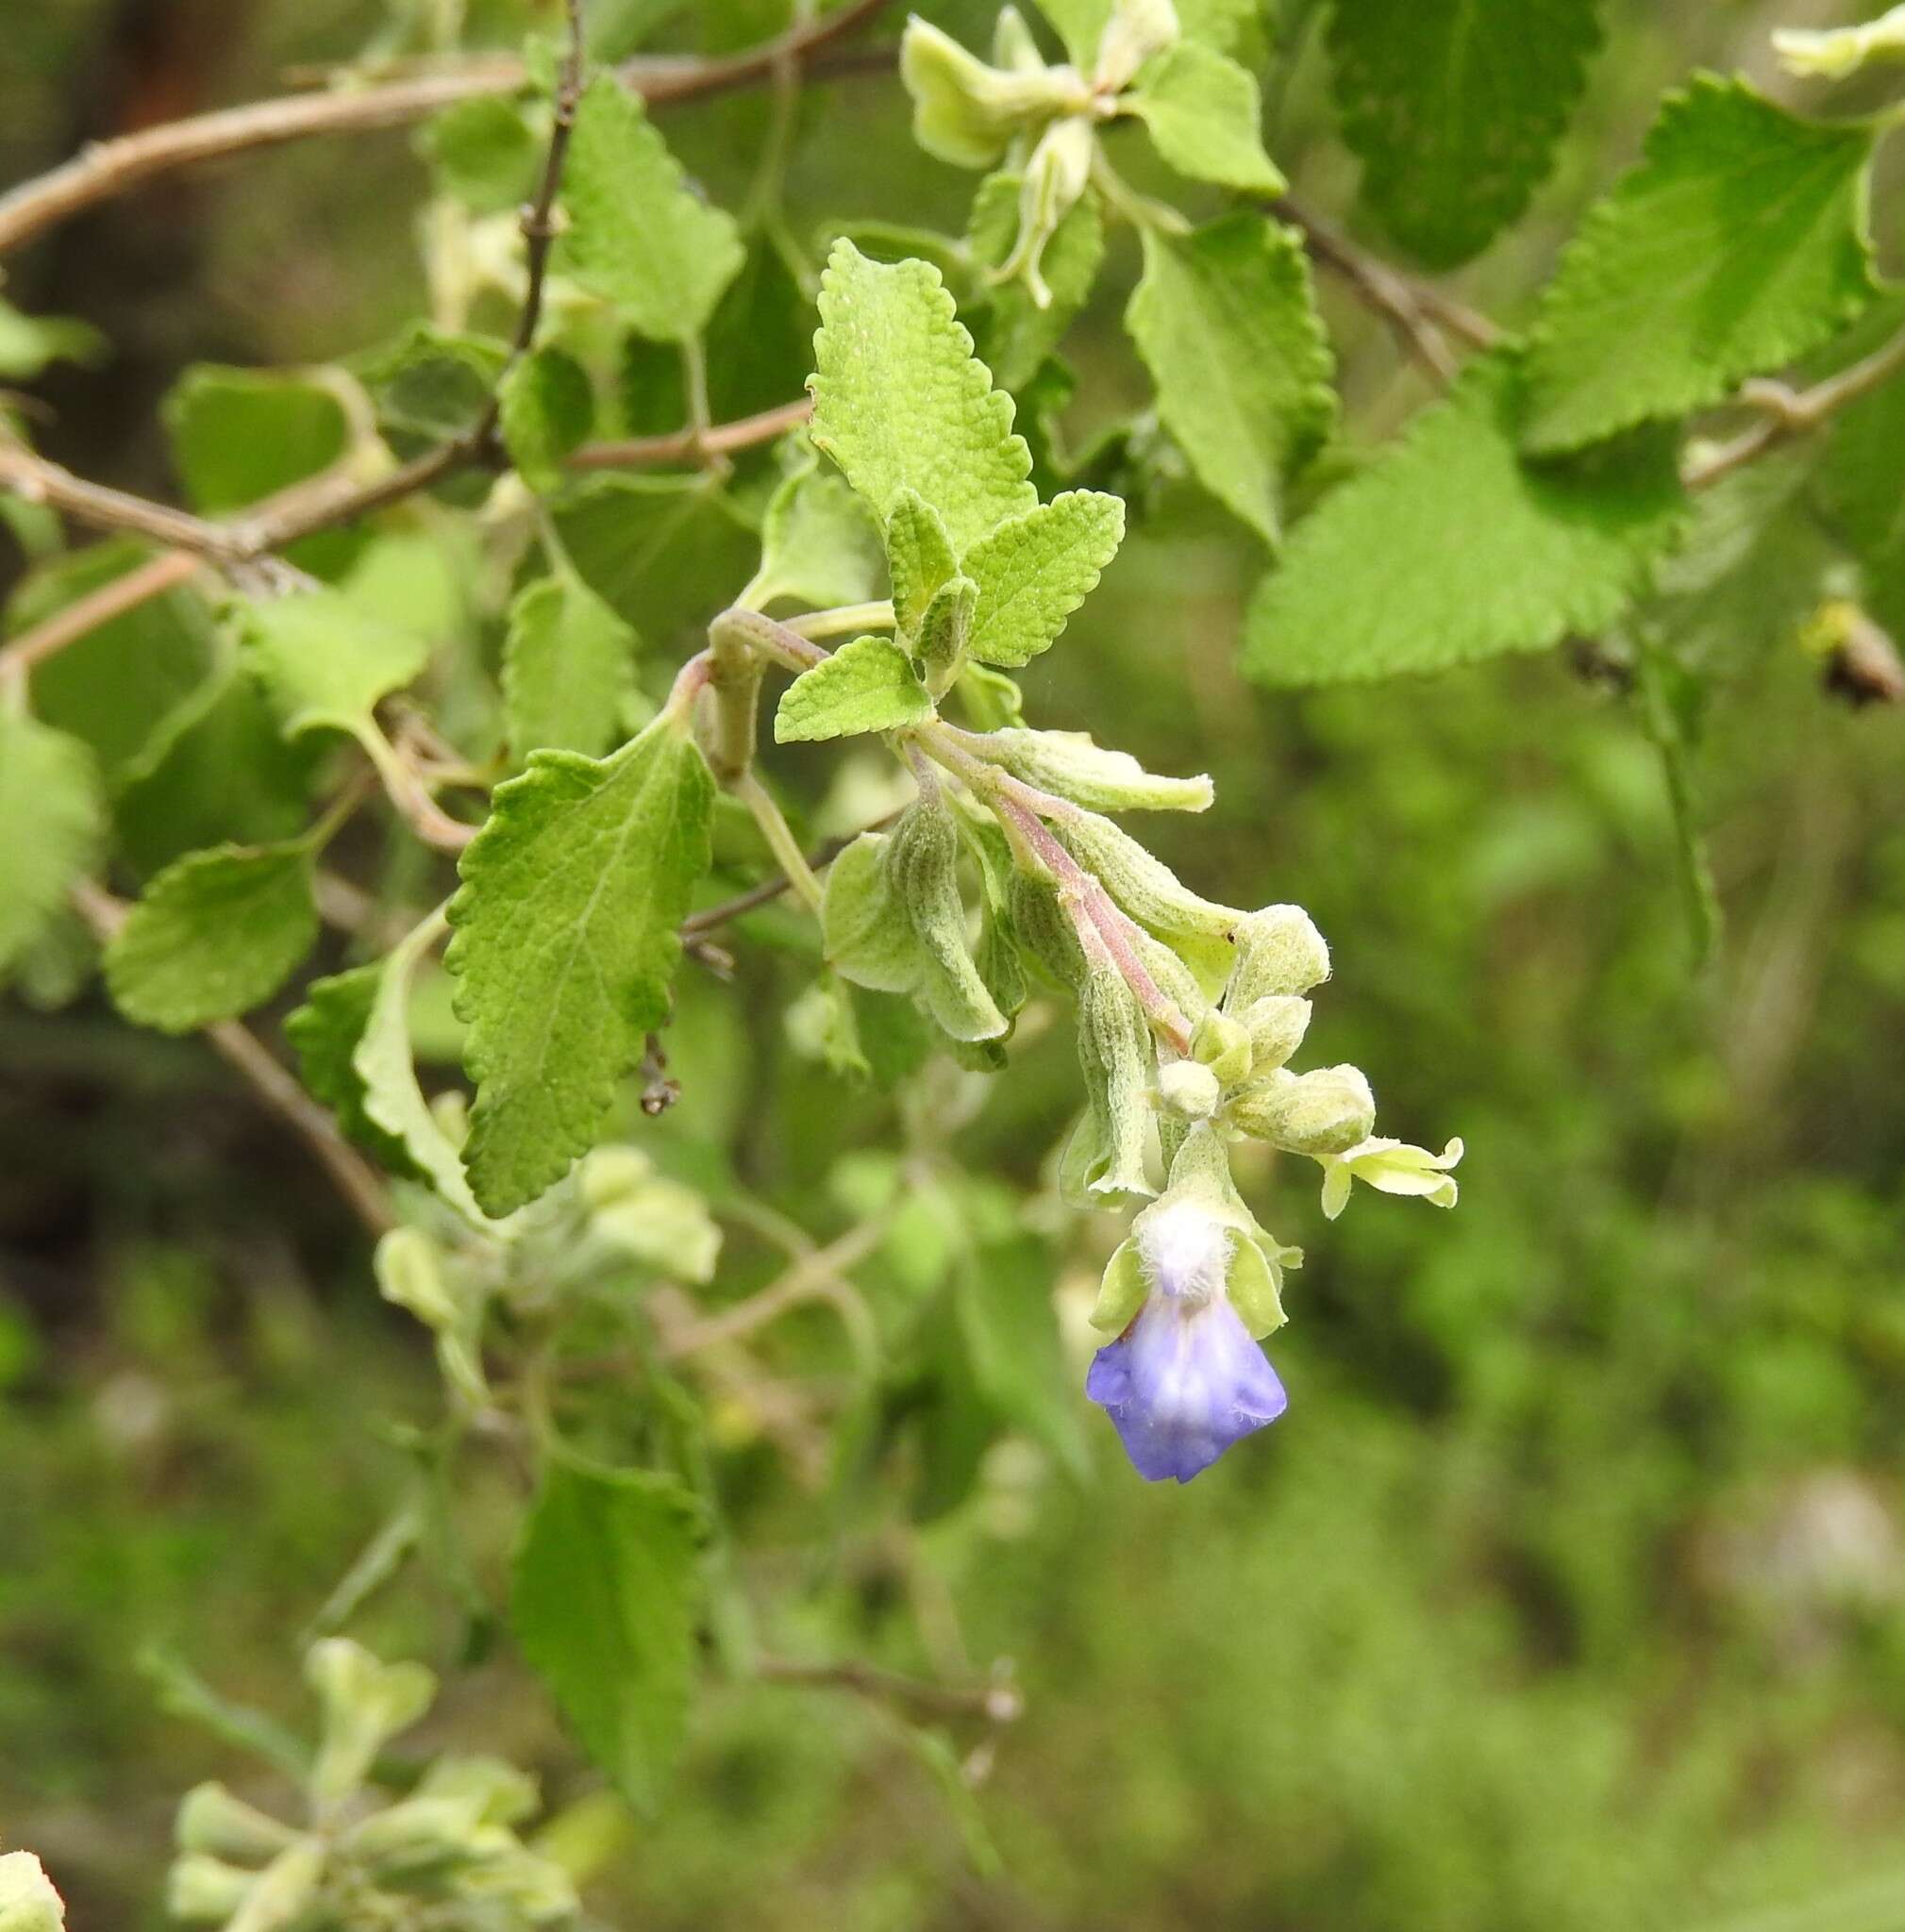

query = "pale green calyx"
[1319,1136,1464,1220]
[1157,1057,1222,1121]
[1094,0,1181,92]
[1228,1063,1375,1156]
[308,1638,438,1809]
[0,1856,65,1932]
[996,114,1097,308]
[1227,904,1330,1004]
[1773,6,1905,78]
[898,17,1091,169]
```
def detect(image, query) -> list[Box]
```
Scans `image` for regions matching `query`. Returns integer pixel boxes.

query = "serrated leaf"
[356,324,509,446]
[105,842,318,1032]
[1327,0,1601,269]
[810,241,1036,557]
[285,966,423,1178]
[162,366,350,513]
[968,170,1105,392]
[1125,42,1284,193]
[239,588,433,739]
[355,912,488,1223]
[961,489,1124,667]
[502,575,636,763]
[886,490,959,637]
[1522,76,1879,454]
[0,714,104,978]
[419,93,541,214]
[511,1459,702,1815]
[498,345,594,493]
[1126,214,1334,544]
[775,636,935,742]
[1244,350,1686,686]
[559,73,744,343]
[446,714,714,1215]
[747,456,886,611]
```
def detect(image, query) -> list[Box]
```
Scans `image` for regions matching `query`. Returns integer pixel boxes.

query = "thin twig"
[69,882,395,1237]
[756,1654,1023,1725]
[567,396,813,471]
[0,546,201,684]
[0,0,896,259]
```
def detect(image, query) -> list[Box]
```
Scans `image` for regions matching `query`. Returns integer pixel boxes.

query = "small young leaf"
[0,296,104,381]
[105,842,318,1033]
[162,366,349,513]
[285,965,423,1177]
[746,456,886,612]
[419,93,541,213]
[356,324,509,445]
[1124,43,1284,193]
[968,170,1105,392]
[559,73,744,343]
[915,574,977,680]
[1522,75,1879,454]
[1126,215,1335,544]
[240,588,433,739]
[0,714,104,978]
[497,345,594,493]
[446,713,715,1216]
[1244,350,1685,686]
[1327,0,1601,269]
[961,489,1125,666]
[502,575,636,763]
[511,1459,702,1816]
[885,490,959,637]
[810,241,1036,557]
[774,636,935,743]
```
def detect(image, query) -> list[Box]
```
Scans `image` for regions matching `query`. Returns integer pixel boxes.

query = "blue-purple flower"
[1085,1181,1291,1483]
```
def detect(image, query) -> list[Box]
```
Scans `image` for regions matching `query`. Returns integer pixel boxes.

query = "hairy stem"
[735,773,827,918]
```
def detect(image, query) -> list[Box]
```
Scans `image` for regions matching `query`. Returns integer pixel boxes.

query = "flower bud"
[888,797,1010,1042]
[1226,904,1329,1007]
[997,115,1097,308]
[175,1784,298,1864]
[1064,940,1156,1199]
[1095,0,1180,91]
[165,1856,257,1925]
[899,19,1090,169]
[1190,1010,1251,1085]
[0,1857,66,1932]
[307,1640,436,1810]
[417,1754,541,1828]
[219,1841,324,1932]
[1236,993,1311,1074]
[374,1226,457,1334]
[1157,1058,1220,1121]
[1230,1064,1374,1156]
[975,728,1212,813]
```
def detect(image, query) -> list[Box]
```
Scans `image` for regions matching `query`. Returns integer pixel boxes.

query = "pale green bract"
[1123,42,1284,193]
[447,712,714,1217]
[808,240,1036,558]
[0,714,102,978]
[775,636,936,742]
[558,73,744,343]
[1245,351,1687,686]
[1521,75,1879,454]
[105,841,318,1033]
[1125,215,1335,545]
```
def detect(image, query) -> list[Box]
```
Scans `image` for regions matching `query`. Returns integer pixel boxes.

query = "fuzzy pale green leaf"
[809,240,1036,557]
[961,490,1125,667]
[446,714,714,1216]
[285,965,424,1178]
[239,588,432,739]
[747,457,886,611]
[885,489,959,638]
[1126,214,1335,544]
[774,636,935,742]
[1522,75,1879,454]
[1245,350,1686,686]
[1125,42,1284,193]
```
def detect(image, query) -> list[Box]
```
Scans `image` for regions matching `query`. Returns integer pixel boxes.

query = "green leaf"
[1817,305,1905,638]
[1126,214,1335,544]
[239,587,433,739]
[1522,76,1879,454]
[968,170,1105,392]
[105,842,318,1032]
[0,295,104,381]
[550,474,756,649]
[355,912,489,1223]
[0,714,104,978]
[1244,350,1686,686]
[498,346,594,493]
[163,366,350,514]
[961,489,1124,667]
[1326,0,1601,269]
[775,636,935,742]
[746,455,886,611]
[502,575,636,763]
[809,240,1037,558]
[356,324,509,446]
[447,713,715,1215]
[885,490,959,639]
[1124,43,1284,193]
[285,966,423,1178]
[559,73,744,343]
[419,93,541,214]
[511,1459,702,1815]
